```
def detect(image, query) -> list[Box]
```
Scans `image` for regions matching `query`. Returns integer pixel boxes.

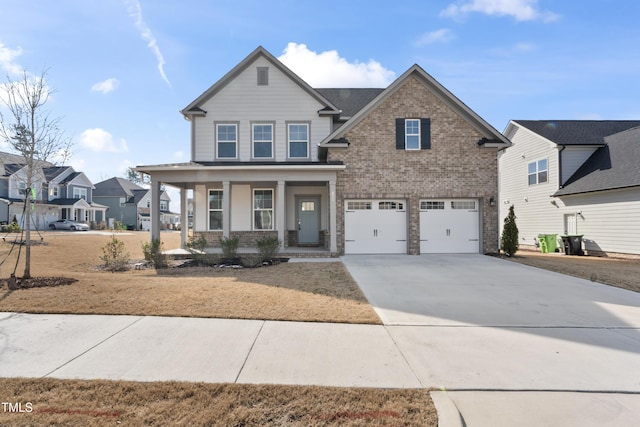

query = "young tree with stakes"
[0,69,72,279]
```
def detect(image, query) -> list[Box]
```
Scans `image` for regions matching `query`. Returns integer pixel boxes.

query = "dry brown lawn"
[0,231,379,324]
[0,378,437,426]
[505,250,640,293]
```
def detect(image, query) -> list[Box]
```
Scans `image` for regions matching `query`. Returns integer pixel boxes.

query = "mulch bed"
[3,276,77,290]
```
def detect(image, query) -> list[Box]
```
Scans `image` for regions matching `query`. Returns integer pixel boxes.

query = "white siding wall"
[499,124,562,247]
[194,56,332,162]
[557,188,640,255]
[561,146,598,185]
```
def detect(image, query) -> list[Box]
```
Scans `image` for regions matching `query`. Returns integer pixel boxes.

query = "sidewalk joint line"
[383,325,424,388]
[234,320,266,383]
[42,316,145,378]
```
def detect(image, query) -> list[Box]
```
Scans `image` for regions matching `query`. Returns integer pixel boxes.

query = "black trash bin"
[561,235,584,256]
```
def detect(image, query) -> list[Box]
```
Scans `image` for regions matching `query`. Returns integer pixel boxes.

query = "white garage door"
[420,199,480,253]
[345,200,407,254]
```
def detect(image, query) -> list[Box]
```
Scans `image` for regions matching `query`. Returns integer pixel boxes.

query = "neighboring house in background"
[93,177,179,230]
[499,120,640,257]
[136,46,510,255]
[0,151,106,229]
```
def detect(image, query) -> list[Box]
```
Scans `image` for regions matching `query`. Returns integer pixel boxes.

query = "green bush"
[142,238,168,268]
[256,236,281,261]
[186,234,208,252]
[501,205,519,257]
[219,236,240,260]
[100,235,131,272]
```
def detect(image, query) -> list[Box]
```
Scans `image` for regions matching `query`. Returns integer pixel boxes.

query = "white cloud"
[277,43,396,88]
[173,150,184,161]
[441,0,559,22]
[0,42,23,75]
[124,0,171,87]
[415,29,456,46]
[79,128,128,153]
[91,78,120,94]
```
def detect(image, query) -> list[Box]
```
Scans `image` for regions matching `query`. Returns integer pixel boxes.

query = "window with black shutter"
[396,118,431,150]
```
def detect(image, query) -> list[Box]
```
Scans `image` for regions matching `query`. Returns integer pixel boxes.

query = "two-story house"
[0,151,106,229]
[93,177,179,230]
[136,46,510,255]
[499,120,640,257]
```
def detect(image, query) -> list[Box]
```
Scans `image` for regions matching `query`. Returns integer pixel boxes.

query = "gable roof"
[314,88,385,119]
[181,46,340,117]
[319,64,511,147]
[42,166,69,181]
[93,177,145,198]
[512,120,640,146]
[554,126,640,196]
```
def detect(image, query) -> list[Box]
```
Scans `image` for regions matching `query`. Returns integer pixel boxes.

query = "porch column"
[180,188,188,248]
[150,179,161,241]
[329,179,337,253]
[222,181,231,238]
[277,180,285,250]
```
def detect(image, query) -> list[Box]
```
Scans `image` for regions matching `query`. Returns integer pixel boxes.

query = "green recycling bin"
[538,234,558,253]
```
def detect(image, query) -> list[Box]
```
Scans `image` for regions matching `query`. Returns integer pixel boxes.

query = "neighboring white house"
[499,120,640,257]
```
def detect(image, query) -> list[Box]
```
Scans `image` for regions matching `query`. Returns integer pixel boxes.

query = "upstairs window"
[73,187,87,200]
[17,182,27,196]
[216,124,238,159]
[253,124,273,159]
[160,200,169,211]
[120,197,127,207]
[49,186,59,198]
[528,159,548,185]
[396,118,431,150]
[257,67,269,86]
[288,123,309,158]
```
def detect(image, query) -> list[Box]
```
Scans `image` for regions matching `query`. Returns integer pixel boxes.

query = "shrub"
[142,238,168,268]
[256,236,281,261]
[186,234,212,265]
[186,234,208,253]
[219,236,240,260]
[501,205,519,257]
[100,235,131,272]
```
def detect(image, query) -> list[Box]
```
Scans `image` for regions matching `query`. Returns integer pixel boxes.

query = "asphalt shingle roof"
[315,88,384,118]
[93,177,145,198]
[554,126,640,196]
[514,120,640,146]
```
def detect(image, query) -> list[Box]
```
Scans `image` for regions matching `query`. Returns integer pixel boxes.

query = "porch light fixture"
[489,197,495,207]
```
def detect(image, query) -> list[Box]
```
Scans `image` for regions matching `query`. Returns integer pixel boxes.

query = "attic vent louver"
[257,67,269,86]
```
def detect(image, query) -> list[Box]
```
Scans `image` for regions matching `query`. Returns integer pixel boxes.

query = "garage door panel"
[345,200,406,254]
[420,199,479,254]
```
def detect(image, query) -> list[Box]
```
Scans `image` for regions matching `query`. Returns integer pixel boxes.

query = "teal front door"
[297,197,320,245]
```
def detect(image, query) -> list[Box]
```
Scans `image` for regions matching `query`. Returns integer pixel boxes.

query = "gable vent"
[257,67,269,86]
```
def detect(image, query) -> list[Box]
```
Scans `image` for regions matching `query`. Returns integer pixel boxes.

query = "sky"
[1,0,639,212]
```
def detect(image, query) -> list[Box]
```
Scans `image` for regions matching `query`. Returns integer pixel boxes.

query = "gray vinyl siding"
[0,179,8,198]
[558,188,640,255]
[499,124,562,248]
[93,196,137,227]
[560,146,599,185]
[193,56,332,163]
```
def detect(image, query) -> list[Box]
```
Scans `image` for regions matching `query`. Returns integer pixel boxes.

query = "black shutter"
[395,118,405,149]
[420,118,431,150]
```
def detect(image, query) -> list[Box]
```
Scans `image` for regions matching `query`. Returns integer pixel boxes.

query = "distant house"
[136,46,510,254]
[499,121,640,257]
[0,151,106,229]
[93,177,179,230]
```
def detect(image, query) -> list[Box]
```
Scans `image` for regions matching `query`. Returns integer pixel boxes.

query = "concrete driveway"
[342,254,640,426]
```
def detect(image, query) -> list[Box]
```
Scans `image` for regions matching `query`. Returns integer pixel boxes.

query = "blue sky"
[1,0,639,210]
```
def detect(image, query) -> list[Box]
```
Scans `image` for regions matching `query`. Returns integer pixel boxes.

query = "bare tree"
[0,69,72,278]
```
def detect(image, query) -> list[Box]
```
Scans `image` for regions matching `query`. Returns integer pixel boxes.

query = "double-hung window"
[73,187,87,200]
[17,182,27,196]
[288,123,309,158]
[216,124,237,159]
[253,189,273,230]
[50,186,59,198]
[208,190,223,230]
[252,124,273,159]
[405,119,420,150]
[528,159,548,185]
[160,200,169,211]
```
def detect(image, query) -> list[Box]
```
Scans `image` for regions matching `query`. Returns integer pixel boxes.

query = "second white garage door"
[420,199,480,253]
[345,200,407,254]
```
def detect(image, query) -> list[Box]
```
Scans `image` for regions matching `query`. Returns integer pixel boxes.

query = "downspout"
[557,145,566,188]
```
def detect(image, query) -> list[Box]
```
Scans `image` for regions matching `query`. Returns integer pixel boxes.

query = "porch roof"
[135,161,345,173]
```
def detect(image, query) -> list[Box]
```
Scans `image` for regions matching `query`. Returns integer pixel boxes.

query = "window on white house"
[528,159,548,185]
[73,187,87,200]
[216,124,237,159]
[208,190,223,230]
[288,123,309,158]
[253,189,273,230]
[160,200,169,211]
[253,124,273,158]
[17,182,27,196]
[405,119,420,150]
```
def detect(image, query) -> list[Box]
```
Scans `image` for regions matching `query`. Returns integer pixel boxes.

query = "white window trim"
[253,188,274,230]
[251,123,274,159]
[215,123,238,160]
[50,185,59,198]
[287,122,310,159]
[17,181,27,196]
[73,187,87,200]
[208,189,223,231]
[160,200,169,211]
[528,158,548,186]
[405,119,420,151]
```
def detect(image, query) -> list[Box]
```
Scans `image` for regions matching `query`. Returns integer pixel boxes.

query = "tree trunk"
[23,188,31,279]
